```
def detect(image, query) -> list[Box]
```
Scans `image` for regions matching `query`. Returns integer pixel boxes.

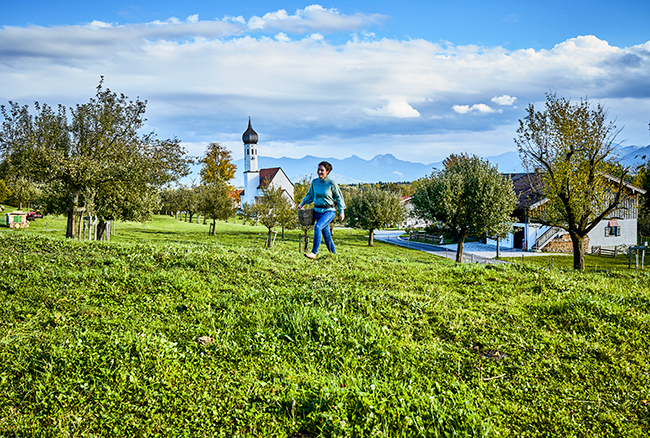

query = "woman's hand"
[297,204,303,210]
[339,213,345,221]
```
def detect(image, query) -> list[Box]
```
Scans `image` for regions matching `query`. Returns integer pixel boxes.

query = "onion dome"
[242,117,258,144]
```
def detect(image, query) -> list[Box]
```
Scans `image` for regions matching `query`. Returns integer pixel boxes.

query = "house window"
[605,226,621,237]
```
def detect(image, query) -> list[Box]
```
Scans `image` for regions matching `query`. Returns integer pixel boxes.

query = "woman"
[297,161,346,259]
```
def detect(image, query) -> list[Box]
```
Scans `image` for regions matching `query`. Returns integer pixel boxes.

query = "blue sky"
[2,1,650,166]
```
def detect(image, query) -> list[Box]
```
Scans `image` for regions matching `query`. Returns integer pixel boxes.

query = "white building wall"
[242,171,259,207]
[265,169,295,206]
[587,219,637,248]
[401,203,430,229]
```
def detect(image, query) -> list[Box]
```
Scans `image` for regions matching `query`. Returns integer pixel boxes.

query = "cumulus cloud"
[453,104,502,114]
[364,97,422,118]
[246,5,386,33]
[491,95,517,105]
[223,15,246,25]
[0,10,649,165]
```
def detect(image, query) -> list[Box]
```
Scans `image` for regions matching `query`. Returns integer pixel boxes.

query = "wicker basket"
[298,208,315,227]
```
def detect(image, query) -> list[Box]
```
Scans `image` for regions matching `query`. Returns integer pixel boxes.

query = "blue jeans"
[312,210,336,254]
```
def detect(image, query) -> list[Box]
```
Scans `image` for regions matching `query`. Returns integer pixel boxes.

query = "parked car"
[27,211,43,221]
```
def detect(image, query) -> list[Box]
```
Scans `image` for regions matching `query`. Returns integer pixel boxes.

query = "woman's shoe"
[305,252,317,259]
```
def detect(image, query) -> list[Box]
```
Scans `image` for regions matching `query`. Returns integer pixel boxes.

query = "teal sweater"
[301,176,346,213]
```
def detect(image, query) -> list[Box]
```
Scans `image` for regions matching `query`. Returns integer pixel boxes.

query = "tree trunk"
[97,219,107,240]
[455,230,468,263]
[65,189,79,239]
[368,229,375,246]
[282,226,285,239]
[211,218,216,235]
[570,232,585,270]
[266,229,273,248]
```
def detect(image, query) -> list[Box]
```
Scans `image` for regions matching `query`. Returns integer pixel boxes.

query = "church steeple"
[242,117,258,145]
[243,117,259,173]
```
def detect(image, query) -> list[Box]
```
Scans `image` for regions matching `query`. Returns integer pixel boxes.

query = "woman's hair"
[318,161,332,173]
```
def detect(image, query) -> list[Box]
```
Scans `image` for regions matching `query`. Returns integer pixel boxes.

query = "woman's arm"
[299,182,315,208]
[332,181,346,220]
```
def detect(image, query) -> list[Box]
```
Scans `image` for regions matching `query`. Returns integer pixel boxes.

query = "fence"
[408,231,444,245]
[590,245,626,257]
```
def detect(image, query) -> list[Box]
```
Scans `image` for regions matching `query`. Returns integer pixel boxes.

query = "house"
[239,118,295,208]
[489,173,646,252]
[400,196,431,229]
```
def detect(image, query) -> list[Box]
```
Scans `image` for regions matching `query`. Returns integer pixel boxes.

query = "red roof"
[258,167,281,189]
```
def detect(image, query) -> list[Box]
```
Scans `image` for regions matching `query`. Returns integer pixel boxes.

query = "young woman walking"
[297,161,346,259]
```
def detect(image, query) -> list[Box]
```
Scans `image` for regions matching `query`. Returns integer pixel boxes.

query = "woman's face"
[317,165,329,179]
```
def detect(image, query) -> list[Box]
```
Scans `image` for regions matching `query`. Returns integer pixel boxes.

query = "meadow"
[1,212,649,437]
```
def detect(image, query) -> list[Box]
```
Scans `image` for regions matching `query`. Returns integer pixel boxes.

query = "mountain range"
[230,143,649,187]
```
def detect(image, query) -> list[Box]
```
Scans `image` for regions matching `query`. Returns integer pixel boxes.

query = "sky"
[2,1,650,166]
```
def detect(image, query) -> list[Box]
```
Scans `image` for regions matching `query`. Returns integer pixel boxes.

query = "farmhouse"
[239,118,294,208]
[490,173,646,252]
[400,196,431,229]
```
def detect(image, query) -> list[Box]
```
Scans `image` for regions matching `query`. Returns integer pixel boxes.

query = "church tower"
[242,118,260,206]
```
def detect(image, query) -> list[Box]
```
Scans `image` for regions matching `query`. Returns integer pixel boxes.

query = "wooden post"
[77,212,82,240]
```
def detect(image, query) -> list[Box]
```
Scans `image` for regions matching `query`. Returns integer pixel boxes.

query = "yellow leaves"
[199,142,236,185]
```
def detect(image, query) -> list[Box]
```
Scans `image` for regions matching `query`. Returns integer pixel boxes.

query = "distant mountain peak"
[224,144,649,187]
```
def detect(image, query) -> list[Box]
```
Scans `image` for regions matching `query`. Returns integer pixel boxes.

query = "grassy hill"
[1,214,649,437]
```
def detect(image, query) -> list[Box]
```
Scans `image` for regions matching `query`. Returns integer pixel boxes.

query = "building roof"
[242,117,258,145]
[258,167,281,189]
[505,172,646,211]
[505,173,546,210]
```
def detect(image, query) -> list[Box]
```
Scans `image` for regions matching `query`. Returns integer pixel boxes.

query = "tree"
[346,185,405,246]
[197,142,238,234]
[412,154,517,263]
[293,174,313,245]
[176,185,200,223]
[160,187,181,217]
[6,176,40,210]
[0,78,189,238]
[0,179,11,204]
[252,184,293,248]
[240,202,256,226]
[200,142,236,187]
[515,93,630,270]
[134,189,161,231]
[635,157,650,239]
[197,183,237,235]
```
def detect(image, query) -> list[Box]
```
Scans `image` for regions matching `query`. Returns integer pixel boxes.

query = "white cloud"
[364,97,422,118]
[491,95,517,105]
[86,20,114,29]
[453,104,502,114]
[275,32,291,42]
[246,4,386,34]
[223,15,246,25]
[0,13,649,166]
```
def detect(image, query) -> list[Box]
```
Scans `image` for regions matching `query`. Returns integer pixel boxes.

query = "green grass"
[1,215,649,437]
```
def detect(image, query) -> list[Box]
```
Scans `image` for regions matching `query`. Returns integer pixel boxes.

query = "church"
[239,118,295,208]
